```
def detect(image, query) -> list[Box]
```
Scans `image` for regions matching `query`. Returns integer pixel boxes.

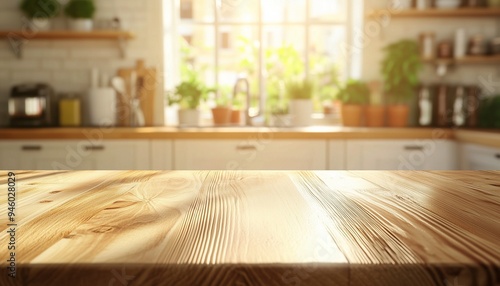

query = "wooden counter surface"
[455,129,500,149]
[0,127,455,140]
[0,171,498,286]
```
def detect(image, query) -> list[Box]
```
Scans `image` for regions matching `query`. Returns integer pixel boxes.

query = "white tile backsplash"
[0,0,164,125]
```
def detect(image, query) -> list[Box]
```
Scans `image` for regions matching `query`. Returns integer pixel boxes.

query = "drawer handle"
[84,146,105,151]
[404,145,424,151]
[236,145,257,151]
[21,145,42,151]
[496,154,500,160]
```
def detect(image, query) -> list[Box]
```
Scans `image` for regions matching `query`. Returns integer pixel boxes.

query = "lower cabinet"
[346,140,459,170]
[0,140,150,170]
[174,139,328,170]
[460,143,500,170]
[151,140,173,170]
[3,137,483,171]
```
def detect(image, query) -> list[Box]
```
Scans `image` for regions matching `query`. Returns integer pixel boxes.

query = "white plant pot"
[178,109,200,126]
[68,19,93,31]
[390,0,413,10]
[30,18,51,31]
[289,99,313,126]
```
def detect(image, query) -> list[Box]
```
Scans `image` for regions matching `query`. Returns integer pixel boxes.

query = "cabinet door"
[328,140,346,170]
[0,140,94,170]
[461,144,500,170]
[0,140,150,170]
[81,140,150,170]
[174,140,327,170]
[151,140,173,170]
[346,140,458,170]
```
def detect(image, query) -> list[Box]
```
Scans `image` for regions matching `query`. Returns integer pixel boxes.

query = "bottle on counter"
[434,84,453,127]
[453,86,466,127]
[59,93,82,127]
[418,85,433,127]
[466,85,481,128]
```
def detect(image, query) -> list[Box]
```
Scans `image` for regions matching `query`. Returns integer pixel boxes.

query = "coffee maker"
[8,83,55,127]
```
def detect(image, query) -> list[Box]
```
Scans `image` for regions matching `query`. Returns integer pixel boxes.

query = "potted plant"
[286,78,314,126]
[168,78,213,126]
[230,92,245,125]
[381,40,422,127]
[315,66,340,115]
[211,93,232,126]
[20,0,60,31]
[64,0,96,31]
[337,80,370,127]
[366,81,386,127]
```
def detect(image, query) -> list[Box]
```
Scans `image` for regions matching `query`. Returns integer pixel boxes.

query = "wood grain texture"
[0,171,499,286]
[366,8,500,18]
[0,31,135,40]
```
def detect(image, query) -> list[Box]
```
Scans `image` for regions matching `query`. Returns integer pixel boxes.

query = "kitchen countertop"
[1,127,499,147]
[0,170,498,286]
[0,127,457,140]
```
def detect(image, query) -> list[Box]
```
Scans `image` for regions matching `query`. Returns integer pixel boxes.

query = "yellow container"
[59,98,81,127]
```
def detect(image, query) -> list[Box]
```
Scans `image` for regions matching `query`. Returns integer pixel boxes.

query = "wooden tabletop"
[0,171,499,286]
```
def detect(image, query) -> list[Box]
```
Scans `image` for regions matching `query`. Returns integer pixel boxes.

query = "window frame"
[164,0,362,101]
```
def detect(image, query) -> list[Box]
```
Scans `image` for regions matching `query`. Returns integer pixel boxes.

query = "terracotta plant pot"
[341,104,363,127]
[230,109,243,125]
[211,106,231,125]
[365,105,386,127]
[387,105,409,127]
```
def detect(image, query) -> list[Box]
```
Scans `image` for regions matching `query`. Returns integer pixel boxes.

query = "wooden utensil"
[117,60,156,126]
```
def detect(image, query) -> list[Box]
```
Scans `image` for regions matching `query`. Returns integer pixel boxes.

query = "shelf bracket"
[5,32,24,59]
[117,36,127,59]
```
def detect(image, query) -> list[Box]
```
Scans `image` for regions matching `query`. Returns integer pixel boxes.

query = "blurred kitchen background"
[0,0,499,128]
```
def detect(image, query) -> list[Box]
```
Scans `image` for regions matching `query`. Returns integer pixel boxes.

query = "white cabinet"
[174,139,328,170]
[151,140,173,170]
[460,143,500,170]
[329,140,346,170]
[0,140,150,170]
[80,140,150,170]
[346,140,458,170]
[0,141,79,170]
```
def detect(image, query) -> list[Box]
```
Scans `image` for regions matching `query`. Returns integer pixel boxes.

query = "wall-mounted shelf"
[424,55,500,65]
[0,30,135,59]
[367,7,500,18]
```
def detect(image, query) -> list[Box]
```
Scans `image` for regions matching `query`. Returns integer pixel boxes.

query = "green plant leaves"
[337,80,370,105]
[20,0,61,18]
[381,39,422,104]
[64,0,96,19]
[286,79,315,100]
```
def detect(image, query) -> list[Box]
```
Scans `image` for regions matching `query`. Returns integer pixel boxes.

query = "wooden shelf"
[367,7,500,18]
[424,55,500,65]
[0,30,135,58]
[0,30,135,40]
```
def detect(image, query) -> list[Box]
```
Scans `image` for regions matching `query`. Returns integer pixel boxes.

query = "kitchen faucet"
[233,76,261,126]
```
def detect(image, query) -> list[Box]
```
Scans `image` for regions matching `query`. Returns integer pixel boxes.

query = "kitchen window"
[163,0,362,119]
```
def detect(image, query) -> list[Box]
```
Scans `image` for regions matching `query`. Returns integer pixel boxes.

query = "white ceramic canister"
[87,87,117,127]
[454,28,467,59]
